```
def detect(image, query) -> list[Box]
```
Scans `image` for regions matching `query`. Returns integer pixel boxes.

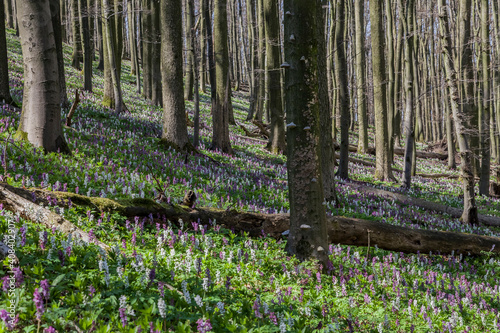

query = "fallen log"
[340,181,500,227]
[5,185,500,256]
[0,184,110,252]
[334,143,448,160]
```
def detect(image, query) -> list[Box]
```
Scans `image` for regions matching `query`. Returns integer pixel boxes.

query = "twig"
[65,89,80,127]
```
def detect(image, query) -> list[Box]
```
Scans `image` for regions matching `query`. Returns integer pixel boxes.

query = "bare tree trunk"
[150,0,162,106]
[0,0,15,105]
[79,0,92,91]
[402,0,415,189]
[160,0,189,150]
[71,0,82,69]
[245,0,257,120]
[385,0,395,163]
[439,0,478,225]
[211,0,232,154]
[15,0,70,154]
[96,0,104,70]
[184,0,194,101]
[127,0,140,93]
[479,0,490,196]
[354,0,367,153]
[4,0,14,28]
[199,0,207,93]
[283,0,329,265]
[370,0,393,181]
[335,0,350,180]
[141,0,152,100]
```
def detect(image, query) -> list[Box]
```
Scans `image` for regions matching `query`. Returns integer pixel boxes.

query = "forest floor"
[1,28,500,332]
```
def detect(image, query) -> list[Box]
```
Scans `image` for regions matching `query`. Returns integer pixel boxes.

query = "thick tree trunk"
[211,0,233,154]
[263,0,285,155]
[283,0,329,264]
[5,184,499,256]
[15,0,70,154]
[160,0,189,150]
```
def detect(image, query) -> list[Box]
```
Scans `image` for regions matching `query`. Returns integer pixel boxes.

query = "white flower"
[119,295,127,309]
[216,301,225,315]
[158,298,166,318]
[195,295,203,307]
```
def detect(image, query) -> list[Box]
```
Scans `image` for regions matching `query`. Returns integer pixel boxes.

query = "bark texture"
[15,0,69,153]
[0,0,15,105]
[160,0,189,150]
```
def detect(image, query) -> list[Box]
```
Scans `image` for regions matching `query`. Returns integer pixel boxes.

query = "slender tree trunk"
[71,0,82,69]
[284,0,329,266]
[127,0,140,93]
[15,0,70,154]
[370,0,393,181]
[203,0,216,104]
[444,72,457,169]
[263,0,285,154]
[192,2,200,147]
[199,0,207,93]
[211,0,232,154]
[141,0,152,100]
[354,0,367,154]
[160,0,189,150]
[4,0,13,28]
[385,0,395,163]
[478,0,490,196]
[50,0,69,108]
[335,0,349,180]
[80,0,92,91]
[184,0,194,101]
[253,0,265,122]
[245,0,257,120]
[103,0,123,113]
[60,0,67,42]
[0,0,15,105]
[96,0,104,70]
[150,0,162,105]
[231,0,240,91]
[402,0,415,189]
[439,0,478,225]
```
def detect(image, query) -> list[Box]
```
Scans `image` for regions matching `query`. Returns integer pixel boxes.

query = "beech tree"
[284,0,329,264]
[0,0,15,105]
[15,0,70,153]
[160,0,189,150]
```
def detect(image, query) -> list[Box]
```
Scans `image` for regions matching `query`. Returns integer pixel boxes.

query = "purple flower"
[196,318,212,333]
[88,229,95,243]
[269,312,278,325]
[131,232,136,247]
[12,267,24,287]
[122,239,127,249]
[88,285,95,297]
[33,288,44,320]
[225,276,231,291]
[19,225,26,247]
[2,276,9,292]
[149,268,156,284]
[40,279,50,300]
[0,309,18,330]
[119,307,127,327]
[44,327,56,333]
[39,231,48,250]
[158,282,165,297]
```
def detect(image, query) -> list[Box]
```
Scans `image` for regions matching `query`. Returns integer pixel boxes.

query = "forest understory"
[1,27,500,333]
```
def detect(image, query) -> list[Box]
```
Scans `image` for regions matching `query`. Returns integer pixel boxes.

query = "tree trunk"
[283,0,329,264]
[184,0,195,101]
[478,0,490,196]
[231,0,240,91]
[50,0,69,108]
[203,0,216,104]
[79,0,92,91]
[439,0,478,225]
[253,0,265,122]
[71,0,81,69]
[354,0,367,154]
[4,0,14,29]
[370,0,393,181]
[245,0,257,120]
[141,0,152,100]
[96,0,104,70]
[127,0,141,93]
[199,0,207,93]
[402,0,415,188]
[192,2,201,147]
[15,0,70,154]
[211,0,233,154]
[150,0,162,106]
[0,0,15,105]
[263,0,285,154]
[335,0,350,180]
[102,0,123,113]
[384,0,395,163]
[160,0,189,150]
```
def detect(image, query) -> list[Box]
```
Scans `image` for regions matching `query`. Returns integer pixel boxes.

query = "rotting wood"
[65,89,80,127]
[2,184,499,256]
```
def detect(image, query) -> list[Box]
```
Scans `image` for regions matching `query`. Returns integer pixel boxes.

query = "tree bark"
[141,0,152,100]
[127,0,141,93]
[50,0,69,108]
[263,0,285,154]
[160,0,189,150]
[439,0,478,225]
[283,0,329,264]
[335,0,349,180]
[79,0,92,91]
[15,0,70,154]
[71,0,82,69]
[184,0,194,101]
[0,0,15,106]
[369,0,393,181]
[211,0,233,154]
[4,0,14,29]
[354,0,367,154]
[150,0,162,106]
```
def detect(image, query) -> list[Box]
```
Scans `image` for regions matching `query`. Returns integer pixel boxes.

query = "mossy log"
[0,183,110,252]
[2,184,500,256]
